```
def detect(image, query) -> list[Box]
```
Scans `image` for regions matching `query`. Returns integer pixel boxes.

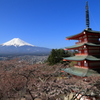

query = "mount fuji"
[2,38,35,47]
[0,38,51,56]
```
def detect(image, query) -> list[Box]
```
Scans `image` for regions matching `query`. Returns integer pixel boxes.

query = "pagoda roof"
[65,42,100,50]
[62,67,100,77]
[63,55,100,61]
[66,29,100,40]
[85,29,100,33]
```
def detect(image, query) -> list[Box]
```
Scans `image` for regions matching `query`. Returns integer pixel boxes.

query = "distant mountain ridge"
[0,38,51,56]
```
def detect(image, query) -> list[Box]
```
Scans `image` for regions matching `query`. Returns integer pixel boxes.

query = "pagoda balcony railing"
[75,53,100,56]
[74,65,88,69]
[75,65,100,69]
[75,53,88,56]
[75,41,87,44]
[75,42,81,44]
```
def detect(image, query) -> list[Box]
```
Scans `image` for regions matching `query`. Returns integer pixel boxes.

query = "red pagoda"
[63,2,100,77]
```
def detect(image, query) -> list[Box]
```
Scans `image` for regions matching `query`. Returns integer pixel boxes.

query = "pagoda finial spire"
[86,1,91,30]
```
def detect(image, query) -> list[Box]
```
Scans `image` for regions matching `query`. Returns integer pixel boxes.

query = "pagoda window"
[78,62,81,66]
[88,35,98,37]
[84,63,88,66]
[89,47,99,49]
[79,51,81,53]
[79,37,82,39]
[79,48,82,50]
[79,39,81,42]
[84,61,88,66]
[83,35,86,38]
[88,38,98,40]
[84,38,87,41]
[89,50,99,53]
[88,35,92,37]
[84,50,87,53]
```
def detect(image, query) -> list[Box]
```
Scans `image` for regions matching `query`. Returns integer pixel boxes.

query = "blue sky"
[0,0,100,49]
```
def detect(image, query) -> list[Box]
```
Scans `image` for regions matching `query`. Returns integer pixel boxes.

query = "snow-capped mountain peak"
[2,38,35,47]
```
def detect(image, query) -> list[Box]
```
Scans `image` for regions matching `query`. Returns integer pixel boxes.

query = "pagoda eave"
[66,29,100,41]
[63,55,100,61]
[66,30,85,40]
[64,43,100,50]
[64,48,78,50]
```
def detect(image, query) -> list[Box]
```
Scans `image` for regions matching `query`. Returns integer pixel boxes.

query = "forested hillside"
[47,49,75,65]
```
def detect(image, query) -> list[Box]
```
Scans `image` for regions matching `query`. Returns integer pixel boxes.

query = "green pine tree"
[47,49,72,65]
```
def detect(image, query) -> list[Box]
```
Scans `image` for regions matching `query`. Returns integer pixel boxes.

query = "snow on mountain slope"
[2,38,35,47]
